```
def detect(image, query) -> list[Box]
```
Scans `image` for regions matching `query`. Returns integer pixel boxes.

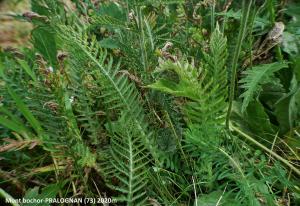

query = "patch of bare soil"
[0,0,32,48]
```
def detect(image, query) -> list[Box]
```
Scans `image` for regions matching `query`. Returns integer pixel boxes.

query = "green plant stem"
[0,188,20,206]
[226,0,253,129]
[210,2,215,32]
[137,6,148,72]
[230,123,300,176]
[165,111,189,166]
[267,0,276,22]
[267,0,283,61]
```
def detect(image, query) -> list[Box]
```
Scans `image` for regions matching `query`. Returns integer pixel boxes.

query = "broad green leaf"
[244,100,276,143]
[147,61,203,101]
[31,0,51,16]
[31,0,65,18]
[230,100,276,145]
[32,26,58,68]
[147,78,198,101]
[7,86,43,135]
[244,101,274,135]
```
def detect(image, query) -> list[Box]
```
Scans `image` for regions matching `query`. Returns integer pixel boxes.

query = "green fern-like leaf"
[203,24,228,99]
[57,24,160,162]
[148,26,228,124]
[148,27,229,179]
[102,116,150,205]
[239,62,288,112]
[0,55,96,167]
[147,60,203,102]
[57,24,159,203]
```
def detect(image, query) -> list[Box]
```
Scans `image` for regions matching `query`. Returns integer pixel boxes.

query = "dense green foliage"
[1,0,300,205]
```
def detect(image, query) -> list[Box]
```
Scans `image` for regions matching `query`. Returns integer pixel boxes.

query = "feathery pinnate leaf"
[239,62,288,112]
